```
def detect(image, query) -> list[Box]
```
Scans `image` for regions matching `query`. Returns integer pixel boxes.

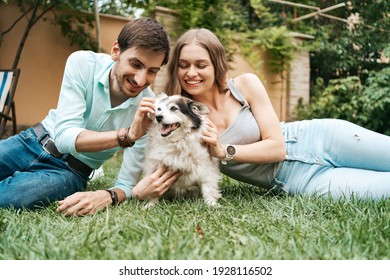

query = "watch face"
[226,145,236,156]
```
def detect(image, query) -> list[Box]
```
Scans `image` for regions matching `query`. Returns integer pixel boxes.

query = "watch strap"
[105,189,118,206]
[117,127,135,148]
[221,144,236,165]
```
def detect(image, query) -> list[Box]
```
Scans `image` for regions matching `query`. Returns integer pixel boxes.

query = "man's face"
[110,42,165,98]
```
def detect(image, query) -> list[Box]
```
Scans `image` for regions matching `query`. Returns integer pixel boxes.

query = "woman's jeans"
[274,119,390,200]
[0,128,88,210]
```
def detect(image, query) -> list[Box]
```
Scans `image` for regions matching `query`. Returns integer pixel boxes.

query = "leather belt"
[32,123,93,177]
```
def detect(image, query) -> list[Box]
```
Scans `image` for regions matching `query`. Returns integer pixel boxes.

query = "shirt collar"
[99,62,113,91]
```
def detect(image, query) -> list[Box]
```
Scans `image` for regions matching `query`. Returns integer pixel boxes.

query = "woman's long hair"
[164,28,229,98]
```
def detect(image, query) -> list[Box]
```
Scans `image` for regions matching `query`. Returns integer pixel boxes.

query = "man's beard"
[114,74,128,97]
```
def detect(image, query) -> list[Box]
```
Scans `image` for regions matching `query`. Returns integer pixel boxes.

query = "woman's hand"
[202,118,225,159]
[132,166,181,200]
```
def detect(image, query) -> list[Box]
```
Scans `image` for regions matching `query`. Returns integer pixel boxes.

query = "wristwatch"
[105,189,118,206]
[221,144,236,165]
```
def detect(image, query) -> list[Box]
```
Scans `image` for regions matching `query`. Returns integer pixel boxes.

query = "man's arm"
[73,97,155,153]
[56,136,146,216]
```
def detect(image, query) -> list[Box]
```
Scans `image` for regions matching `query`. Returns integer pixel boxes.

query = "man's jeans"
[0,128,88,209]
[274,119,390,200]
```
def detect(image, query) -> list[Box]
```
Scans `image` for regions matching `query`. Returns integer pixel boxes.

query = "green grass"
[0,152,389,260]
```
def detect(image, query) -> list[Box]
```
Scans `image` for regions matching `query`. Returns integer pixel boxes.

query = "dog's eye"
[170,106,179,112]
[157,107,162,111]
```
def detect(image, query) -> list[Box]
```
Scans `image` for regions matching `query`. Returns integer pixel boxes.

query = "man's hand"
[128,97,155,142]
[57,190,113,216]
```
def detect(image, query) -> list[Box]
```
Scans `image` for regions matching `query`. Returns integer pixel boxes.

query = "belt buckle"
[42,138,62,158]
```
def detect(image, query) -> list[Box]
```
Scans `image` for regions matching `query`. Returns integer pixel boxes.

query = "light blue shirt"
[41,50,154,197]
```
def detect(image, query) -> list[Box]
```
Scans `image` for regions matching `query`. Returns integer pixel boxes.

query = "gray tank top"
[219,78,282,189]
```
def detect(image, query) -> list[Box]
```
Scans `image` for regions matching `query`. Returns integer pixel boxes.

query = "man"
[0,17,180,216]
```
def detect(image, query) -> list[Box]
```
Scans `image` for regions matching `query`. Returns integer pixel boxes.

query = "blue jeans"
[0,128,88,209]
[274,119,390,200]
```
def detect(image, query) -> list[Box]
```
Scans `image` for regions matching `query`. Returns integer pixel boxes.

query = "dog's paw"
[205,199,220,207]
[144,200,158,210]
[143,204,153,210]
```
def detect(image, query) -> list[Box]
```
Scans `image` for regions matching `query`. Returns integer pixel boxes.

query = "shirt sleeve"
[113,134,147,198]
[52,51,92,154]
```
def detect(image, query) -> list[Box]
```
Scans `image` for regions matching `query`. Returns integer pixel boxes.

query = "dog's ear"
[155,92,168,102]
[190,101,210,115]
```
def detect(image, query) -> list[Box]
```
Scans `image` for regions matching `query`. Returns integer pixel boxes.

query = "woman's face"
[177,42,216,97]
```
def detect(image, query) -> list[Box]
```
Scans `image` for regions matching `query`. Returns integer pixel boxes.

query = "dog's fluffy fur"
[143,93,221,208]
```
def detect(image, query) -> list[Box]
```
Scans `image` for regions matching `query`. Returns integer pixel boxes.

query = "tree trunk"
[12,1,54,69]
[93,0,101,51]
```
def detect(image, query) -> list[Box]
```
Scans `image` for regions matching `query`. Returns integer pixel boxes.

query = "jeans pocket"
[65,162,89,182]
[271,178,288,195]
[284,122,307,144]
[19,128,35,141]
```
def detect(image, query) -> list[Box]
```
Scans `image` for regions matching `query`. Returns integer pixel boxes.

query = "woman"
[163,28,390,200]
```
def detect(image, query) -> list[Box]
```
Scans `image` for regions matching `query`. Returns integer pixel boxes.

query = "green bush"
[296,67,390,135]
[360,67,390,134]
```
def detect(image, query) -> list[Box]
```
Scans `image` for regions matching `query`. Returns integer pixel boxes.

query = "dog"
[143,93,221,208]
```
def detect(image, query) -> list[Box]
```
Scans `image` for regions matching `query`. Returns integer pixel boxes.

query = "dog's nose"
[156,115,163,123]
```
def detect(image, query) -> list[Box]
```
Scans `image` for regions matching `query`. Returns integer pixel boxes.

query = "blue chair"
[0,69,20,138]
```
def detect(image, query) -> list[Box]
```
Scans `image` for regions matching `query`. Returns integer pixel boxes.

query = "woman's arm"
[203,73,286,164]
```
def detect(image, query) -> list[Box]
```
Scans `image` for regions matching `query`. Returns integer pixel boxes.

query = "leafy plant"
[296,67,390,135]
[360,67,390,134]
[142,0,246,60]
[52,11,98,51]
[240,26,297,74]
[299,0,390,86]
[143,0,298,73]
[296,76,363,121]
[0,0,101,69]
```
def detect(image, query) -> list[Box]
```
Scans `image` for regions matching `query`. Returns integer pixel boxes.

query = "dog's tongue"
[160,123,179,137]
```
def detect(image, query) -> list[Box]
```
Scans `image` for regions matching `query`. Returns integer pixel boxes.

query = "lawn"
[0,151,389,260]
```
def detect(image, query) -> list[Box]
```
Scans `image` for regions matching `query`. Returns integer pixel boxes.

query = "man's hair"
[117,17,170,65]
[164,28,229,96]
